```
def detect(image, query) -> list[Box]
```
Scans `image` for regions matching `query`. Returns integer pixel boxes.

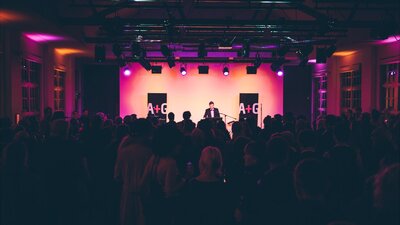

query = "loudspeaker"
[198,65,209,74]
[246,66,257,74]
[151,66,162,74]
[95,45,106,63]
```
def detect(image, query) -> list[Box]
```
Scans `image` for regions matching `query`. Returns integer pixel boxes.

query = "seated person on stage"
[203,101,220,119]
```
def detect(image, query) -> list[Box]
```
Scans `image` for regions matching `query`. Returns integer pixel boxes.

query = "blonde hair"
[199,146,223,176]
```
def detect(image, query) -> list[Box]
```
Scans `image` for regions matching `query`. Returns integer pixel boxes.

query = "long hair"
[199,146,223,177]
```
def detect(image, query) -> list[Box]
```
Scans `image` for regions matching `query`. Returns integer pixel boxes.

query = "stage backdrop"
[120,63,283,126]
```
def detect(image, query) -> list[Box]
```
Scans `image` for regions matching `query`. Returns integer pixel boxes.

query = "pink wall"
[120,63,283,125]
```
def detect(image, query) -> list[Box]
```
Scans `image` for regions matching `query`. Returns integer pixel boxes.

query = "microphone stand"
[220,113,237,124]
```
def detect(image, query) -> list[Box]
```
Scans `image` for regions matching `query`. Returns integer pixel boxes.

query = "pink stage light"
[277,70,284,77]
[25,33,64,42]
[123,67,132,76]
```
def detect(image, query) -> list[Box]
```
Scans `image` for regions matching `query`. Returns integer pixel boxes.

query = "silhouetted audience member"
[255,136,297,225]
[166,112,177,128]
[294,159,332,225]
[40,107,52,138]
[325,145,363,216]
[69,111,80,139]
[181,146,234,225]
[141,125,185,225]
[373,164,399,225]
[236,141,266,225]
[41,119,88,225]
[177,111,195,135]
[80,108,90,131]
[114,119,153,225]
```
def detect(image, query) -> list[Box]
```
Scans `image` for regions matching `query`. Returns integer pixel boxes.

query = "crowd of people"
[0,107,399,225]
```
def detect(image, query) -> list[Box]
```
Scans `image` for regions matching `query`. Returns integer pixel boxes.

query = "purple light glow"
[277,70,284,77]
[25,33,64,42]
[375,35,400,44]
[123,67,131,76]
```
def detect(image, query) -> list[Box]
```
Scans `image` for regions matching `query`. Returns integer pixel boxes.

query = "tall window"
[54,69,66,111]
[340,66,361,112]
[22,59,41,114]
[380,62,400,112]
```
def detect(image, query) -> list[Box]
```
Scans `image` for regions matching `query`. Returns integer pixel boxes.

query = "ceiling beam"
[60,17,393,28]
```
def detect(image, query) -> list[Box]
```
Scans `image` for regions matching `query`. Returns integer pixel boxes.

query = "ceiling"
[3,0,400,63]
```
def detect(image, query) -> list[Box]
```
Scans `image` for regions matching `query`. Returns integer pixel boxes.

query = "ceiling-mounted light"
[167,56,175,68]
[131,42,143,58]
[161,45,172,57]
[139,57,152,71]
[254,53,262,68]
[277,46,289,57]
[238,41,250,57]
[223,66,229,76]
[161,45,175,68]
[271,59,284,76]
[180,66,187,76]
[297,45,313,66]
[218,38,233,50]
[123,66,131,76]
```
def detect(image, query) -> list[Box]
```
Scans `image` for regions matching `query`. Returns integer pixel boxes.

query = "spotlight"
[238,41,250,57]
[296,45,313,59]
[277,46,289,58]
[316,45,337,64]
[218,39,232,50]
[277,70,284,77]
[167,56,175,68]
[131,42,143,58]
[270,59,284,72]
[223,66,229,76]
[297,45,313,66]
[161,45,175,68]
[254,54,262,68]
[139,57,152,71]
[161,45,172,57]
[123,67,131,76]
[180,66,187,76]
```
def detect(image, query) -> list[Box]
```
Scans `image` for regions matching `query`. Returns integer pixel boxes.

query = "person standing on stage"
[204,101,220,118]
